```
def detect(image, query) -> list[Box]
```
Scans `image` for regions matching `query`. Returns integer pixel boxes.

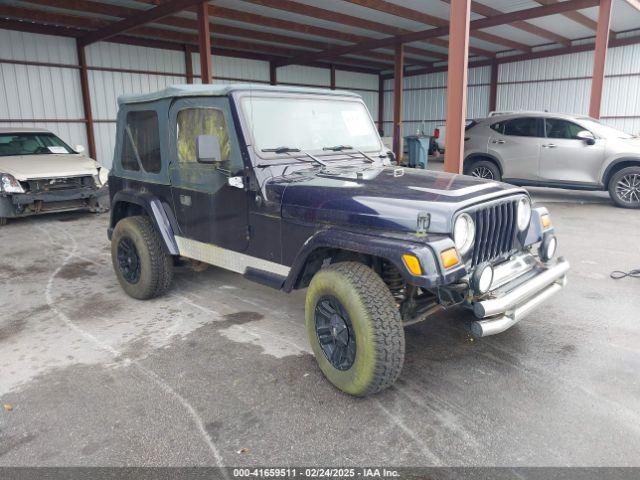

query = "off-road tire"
[464,159,501,181]
[111,215,173,299]
[0,218,7,226]
[608,166,640,209]
[305,261,405,396]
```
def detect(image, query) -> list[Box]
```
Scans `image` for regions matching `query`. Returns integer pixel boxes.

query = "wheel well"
[603,160,640,187]
[464,155,503,176]
[294,248,382,289]
[111,201,146,228]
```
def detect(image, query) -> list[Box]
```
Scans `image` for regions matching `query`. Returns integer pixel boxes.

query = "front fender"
[109,190,179,255]
[283,228,467,292]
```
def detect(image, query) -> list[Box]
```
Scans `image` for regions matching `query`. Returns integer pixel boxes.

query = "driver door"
[539,118,605,184]
[168,97,249,251]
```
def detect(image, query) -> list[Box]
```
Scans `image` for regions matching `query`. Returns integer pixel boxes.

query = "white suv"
[463,112,640,208]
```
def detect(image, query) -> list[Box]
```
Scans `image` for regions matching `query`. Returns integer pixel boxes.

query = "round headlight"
[453,213,475,255]
[539,235,557,262]
[517,197,532,231]
[472,263,494,294]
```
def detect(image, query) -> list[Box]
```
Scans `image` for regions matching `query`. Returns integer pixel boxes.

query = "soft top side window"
[121,110,161,173]
[176,108,231,165]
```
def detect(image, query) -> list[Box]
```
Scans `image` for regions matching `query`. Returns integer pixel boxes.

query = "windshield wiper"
[322,145,374,163]
[260,146,327,167]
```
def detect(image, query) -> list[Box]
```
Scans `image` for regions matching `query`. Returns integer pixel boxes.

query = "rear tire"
[465,159,501,181]
[305,262,405,396]
[608,166,640,209]
[111,215,173,299]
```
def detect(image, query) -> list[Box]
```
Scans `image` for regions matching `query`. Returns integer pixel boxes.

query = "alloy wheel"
[616,173,640,205]
[116,237,141,284]
[314,295,356,371]
[471,166,495,179]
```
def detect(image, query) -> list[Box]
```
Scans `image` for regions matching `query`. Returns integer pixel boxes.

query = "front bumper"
[468,254,570,337]
[0,184,109,218]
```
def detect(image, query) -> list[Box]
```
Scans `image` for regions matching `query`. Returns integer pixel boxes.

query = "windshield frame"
[234,90,384,163]
[575,117,634,139]
[0,131,76,157]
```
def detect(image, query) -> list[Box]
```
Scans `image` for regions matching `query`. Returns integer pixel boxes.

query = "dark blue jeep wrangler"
[108,84,569,396]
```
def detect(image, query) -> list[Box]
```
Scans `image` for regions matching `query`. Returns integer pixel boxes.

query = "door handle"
[492,139,506,144]
[542,144,557,148]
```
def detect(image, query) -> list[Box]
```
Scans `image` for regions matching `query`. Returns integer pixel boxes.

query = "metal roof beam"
[78,0,209,46]
[279,0,600,67]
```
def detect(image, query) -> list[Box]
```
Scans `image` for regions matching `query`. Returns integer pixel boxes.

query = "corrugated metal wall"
[0,29,379,168]
[497,44,640,134]
[382,66,491,137]
[0,30,87,150]
[3,28,640,168]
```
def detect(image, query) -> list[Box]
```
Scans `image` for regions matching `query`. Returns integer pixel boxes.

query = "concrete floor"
[1,188,640,467]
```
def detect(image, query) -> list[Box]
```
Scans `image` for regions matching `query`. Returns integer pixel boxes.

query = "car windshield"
[241,96,382,158]
[0,133,74,157]
[577,118,635,139]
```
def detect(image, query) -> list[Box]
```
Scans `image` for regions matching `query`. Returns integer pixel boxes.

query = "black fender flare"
[601,157,640,186]
[463,153,504,176]
[282,228,463,292]
[109,190,179,255]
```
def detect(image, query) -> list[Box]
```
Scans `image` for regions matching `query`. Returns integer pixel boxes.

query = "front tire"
[305,262,405,396]
[465,159,501,181]
[608,166,640,208]
[111,216,173,300]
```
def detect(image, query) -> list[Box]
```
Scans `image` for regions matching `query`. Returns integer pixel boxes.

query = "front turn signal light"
[541,214,552,229]
[440,248,460,269]
[402,254,423,275]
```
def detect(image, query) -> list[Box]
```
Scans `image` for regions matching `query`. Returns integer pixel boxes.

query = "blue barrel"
[404,135,430,169]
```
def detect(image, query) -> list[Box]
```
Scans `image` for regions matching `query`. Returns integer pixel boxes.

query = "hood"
[0,154,99,181]
[267,165,525,234]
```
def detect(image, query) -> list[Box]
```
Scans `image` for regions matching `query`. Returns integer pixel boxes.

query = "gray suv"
[463,112,640,208]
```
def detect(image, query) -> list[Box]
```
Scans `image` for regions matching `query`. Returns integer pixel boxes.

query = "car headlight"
[0,173,25,193]
[95,167,110,186]
[516,197,532,231]
[453,213,475,255]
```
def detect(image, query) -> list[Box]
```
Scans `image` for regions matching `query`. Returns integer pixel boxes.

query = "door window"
[176,108,230,165]
[544,118,586,139]
[121,110,161,173]
[503,117,542,137]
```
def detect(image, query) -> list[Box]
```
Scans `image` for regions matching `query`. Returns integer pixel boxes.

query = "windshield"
[241,95,382,157]
[577,118,635,139]
[0,133,75,157]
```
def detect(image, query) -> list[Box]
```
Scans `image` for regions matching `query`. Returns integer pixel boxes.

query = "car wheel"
[111,215,173,299]
[305,261,405,396]
[465,159,501,181]
[609,166,640,209]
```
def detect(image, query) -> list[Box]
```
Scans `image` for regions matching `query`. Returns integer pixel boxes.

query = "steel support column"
[75,39,96,161]
[444,0,471,174]
[392,42,404,162]
[378,74,384,135]
[589,0,613,119]
[489,61,498,112]
[196,0,212,84]
[184,44,193,84]
[330,64,336,90]
[270,62,277,85]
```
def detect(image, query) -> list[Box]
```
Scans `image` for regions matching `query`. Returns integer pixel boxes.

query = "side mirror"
[196,134,222,164]
[74,144,85,153]
[576,130,596,145]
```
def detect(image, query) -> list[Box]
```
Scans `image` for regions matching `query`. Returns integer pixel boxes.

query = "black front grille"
[471,200,518,266]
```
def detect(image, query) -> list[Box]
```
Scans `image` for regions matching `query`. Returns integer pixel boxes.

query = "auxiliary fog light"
[472,263,494,295]
[539,235,558,262]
